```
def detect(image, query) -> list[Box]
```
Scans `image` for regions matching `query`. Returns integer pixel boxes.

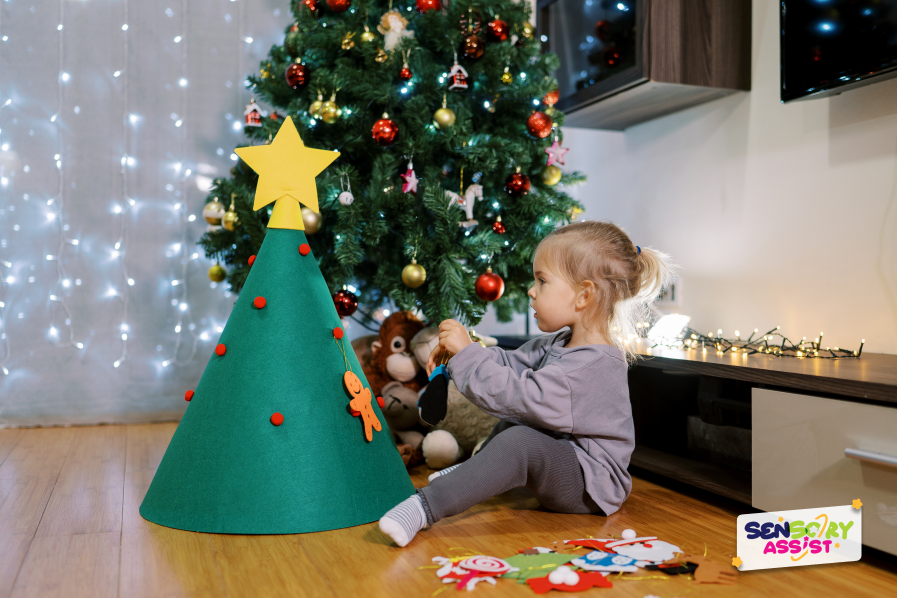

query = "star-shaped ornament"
[853,498,863,510]
[401,163,419,194]
[234,116,339,230]
[545,140,569,166]
[732,556,743,568]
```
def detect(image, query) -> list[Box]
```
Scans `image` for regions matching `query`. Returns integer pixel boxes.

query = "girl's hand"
[426,319,473,376]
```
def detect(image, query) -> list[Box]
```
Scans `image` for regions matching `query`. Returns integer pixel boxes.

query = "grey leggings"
[417,423,602,525]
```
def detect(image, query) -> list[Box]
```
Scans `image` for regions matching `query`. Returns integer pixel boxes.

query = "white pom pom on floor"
[548,565,579,586]
[621,528,637,540]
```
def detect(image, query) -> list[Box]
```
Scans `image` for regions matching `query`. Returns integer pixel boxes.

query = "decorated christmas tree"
[200,0,584,326]
[141,119,414,534]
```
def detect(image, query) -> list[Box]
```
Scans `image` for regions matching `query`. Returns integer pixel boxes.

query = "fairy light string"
[113,0,133,368]
[647,325,863,359]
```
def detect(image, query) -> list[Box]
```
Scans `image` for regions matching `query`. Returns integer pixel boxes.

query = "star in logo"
[544,140,569,166]
[401,163,419,194]
[732,556,743,568]
[852,498,863,510]
[834,543,840,549]
[778,517,784,522]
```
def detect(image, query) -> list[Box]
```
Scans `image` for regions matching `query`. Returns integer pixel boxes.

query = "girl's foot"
[379,494,429,547]
[427,463,461,482]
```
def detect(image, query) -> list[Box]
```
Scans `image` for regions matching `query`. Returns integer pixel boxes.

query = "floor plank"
[122,423,177,533]
[120,528,225,598]
[0,427,75,482]
[9,532,119,598]
[0,430,24,468]
[35,426,126,538]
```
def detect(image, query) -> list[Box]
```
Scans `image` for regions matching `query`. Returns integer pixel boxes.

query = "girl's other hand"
[426,344,443,377]
[439,319,472,356]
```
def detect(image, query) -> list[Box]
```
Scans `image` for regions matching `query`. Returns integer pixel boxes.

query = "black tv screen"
[781,0,897,102]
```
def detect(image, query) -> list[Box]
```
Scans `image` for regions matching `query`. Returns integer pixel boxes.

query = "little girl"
[379,221,673,547]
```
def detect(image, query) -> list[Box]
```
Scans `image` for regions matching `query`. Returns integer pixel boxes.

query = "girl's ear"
[576,280,596,310]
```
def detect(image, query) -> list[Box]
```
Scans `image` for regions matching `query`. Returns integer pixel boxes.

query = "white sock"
[379,494,429,547]
[427,463,461,482]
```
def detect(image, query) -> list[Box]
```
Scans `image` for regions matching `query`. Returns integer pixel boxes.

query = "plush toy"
[362,311,425,396]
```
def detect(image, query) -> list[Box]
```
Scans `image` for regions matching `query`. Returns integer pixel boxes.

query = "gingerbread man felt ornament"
[345,371,382,441]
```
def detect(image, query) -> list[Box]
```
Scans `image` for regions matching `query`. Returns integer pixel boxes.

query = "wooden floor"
[0,424,895,597]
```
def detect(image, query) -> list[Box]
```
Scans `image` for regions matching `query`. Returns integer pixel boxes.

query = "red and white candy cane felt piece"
[604,536,658,549]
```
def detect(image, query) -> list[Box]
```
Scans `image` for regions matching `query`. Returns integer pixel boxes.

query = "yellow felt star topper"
[234,116,339,230]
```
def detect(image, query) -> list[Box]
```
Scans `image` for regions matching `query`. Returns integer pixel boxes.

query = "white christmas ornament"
[445,184,483,227]
[338,191,354,206]
[378,10,414,52]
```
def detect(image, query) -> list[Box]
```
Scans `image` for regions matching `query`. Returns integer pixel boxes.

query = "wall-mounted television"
[781,0,897,102]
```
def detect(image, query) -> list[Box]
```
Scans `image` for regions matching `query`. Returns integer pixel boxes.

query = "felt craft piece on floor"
[564,538,615,553]
[570,551,639,572]
[140,124,414,534]
[418,363,449,425]
[526,570,613,593]
[501,553,575,580]
[667,555,737,585]
[605,538,681,563]
[644,561,698,576]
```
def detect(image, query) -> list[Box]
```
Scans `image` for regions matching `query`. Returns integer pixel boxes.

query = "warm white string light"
[163,0,198,368]
[113,0,133,369]
[47,0,83,351]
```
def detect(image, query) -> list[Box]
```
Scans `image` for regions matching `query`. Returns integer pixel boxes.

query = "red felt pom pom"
[185,390,194,402]
[372,115,399,146]
[215,343,227,356]
[299,243,311,256]
[526,111,553,139]
[415,0,441,13]
[271,412,284,426]
[253,296,266,309]
[350,408,361,417]
[326,0,350,12]
[248,254,256,266]
[333,327,344,339]
[376,396,385,409]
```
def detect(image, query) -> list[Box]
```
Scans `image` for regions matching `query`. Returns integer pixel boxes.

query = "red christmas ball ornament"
[504,172,530,196]
[415,0,441,13]
[399,66,413,81]
[492,217,506,234]
[333,290,359,317]
[594,19,610,41]
[325,0,351,13]
[372,113,398,146]
[475,267,505,302]
[285,62,310,89]
[461,34,485,60]
[301,0,318,13]
[486,18,509,42]
[526,111,553,139]
[603,45,622,67]
[542,89,559,107]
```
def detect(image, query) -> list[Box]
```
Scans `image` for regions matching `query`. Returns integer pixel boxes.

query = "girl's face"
[527,250,578,333]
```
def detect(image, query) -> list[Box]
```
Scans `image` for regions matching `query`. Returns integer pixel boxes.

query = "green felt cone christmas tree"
[140,118,415,534]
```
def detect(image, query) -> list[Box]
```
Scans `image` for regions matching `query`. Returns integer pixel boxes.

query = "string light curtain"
[0,0,291,426]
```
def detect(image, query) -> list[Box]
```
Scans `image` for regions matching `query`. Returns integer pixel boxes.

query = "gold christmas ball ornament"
[541,164,562,186]
[203,197,225,225]
[360,24,376,42]
[433,107,456,129]
[309,92,325,119]
[500,67,513,85]
[522,21,535,39]
[320,100,341,124]
[223,197,240,231]
[301,206,322,233]
[401,258,427,288]
[208,264,227,283]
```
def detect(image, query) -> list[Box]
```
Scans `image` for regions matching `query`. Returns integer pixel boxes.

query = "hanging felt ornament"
[335,328,382,442]
[243,99,263,127]
[338,173,355,205]
[418,351,451,425]
[400,158,419,193]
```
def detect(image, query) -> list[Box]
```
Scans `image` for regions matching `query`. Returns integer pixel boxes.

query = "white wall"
[479,0,897,355]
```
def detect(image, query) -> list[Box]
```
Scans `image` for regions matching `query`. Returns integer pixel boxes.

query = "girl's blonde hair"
[536,221,675,364]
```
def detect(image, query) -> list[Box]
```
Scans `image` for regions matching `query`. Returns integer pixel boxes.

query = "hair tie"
[636,245,641,255]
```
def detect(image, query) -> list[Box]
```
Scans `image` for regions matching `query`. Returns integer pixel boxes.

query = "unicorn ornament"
[446,184,483,228]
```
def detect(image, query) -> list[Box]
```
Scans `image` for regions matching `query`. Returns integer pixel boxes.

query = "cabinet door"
[753,388,897,557]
